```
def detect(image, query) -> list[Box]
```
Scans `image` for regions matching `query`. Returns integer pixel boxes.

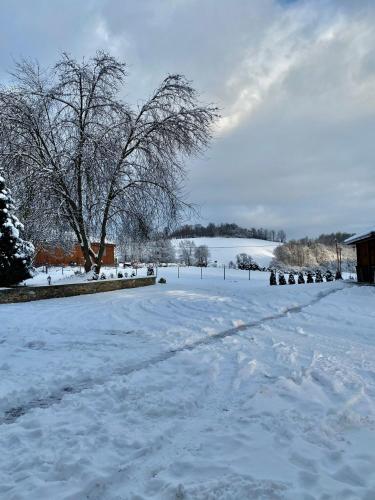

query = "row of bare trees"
[0,51,218,272]
[272,240,356,270]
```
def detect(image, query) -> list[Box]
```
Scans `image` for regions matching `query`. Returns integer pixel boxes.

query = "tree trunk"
[83,246,94,273]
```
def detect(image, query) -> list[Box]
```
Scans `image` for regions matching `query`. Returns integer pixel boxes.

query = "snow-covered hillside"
[172,237,280,267]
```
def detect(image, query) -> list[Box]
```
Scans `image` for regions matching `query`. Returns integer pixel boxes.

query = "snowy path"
[0,269,375,499]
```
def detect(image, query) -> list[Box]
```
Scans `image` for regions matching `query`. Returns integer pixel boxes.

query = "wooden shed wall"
[356,239,375,283]
[34,243,116,267]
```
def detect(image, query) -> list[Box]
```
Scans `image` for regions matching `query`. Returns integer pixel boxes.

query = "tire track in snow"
[0,284,347,425]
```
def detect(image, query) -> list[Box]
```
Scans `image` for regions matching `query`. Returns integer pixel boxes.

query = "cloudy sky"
[1,0,374,238]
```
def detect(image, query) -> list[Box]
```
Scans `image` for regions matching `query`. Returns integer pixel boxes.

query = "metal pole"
[249,268,251,280]
[178,265,180,278]
[201,267,202,279]
[224,265,226,280]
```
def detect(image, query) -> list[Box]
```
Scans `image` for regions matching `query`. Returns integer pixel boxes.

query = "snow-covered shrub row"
[270,269,339,286]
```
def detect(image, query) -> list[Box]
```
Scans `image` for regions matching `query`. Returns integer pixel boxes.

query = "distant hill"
[172,237,280,268]
[170,223,286,242]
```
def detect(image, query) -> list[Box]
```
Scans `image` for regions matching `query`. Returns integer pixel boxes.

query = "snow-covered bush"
[288,272,295,285]
[278,272,287,285]
[270,270,277,286]
[298,272,305,284]
[325,270,334,282]
[315,270,323,283]
[0,175,34,286]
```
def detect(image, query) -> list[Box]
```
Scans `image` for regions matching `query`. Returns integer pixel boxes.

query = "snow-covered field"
[0,267,375,499]
[172,237,279,267]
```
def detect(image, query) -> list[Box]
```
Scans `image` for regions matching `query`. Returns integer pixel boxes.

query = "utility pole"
[335,239,343,279]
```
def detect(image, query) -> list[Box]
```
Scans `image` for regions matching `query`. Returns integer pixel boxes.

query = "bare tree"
[276,230,287,243]
[0,52,218,272]
[195,244,209,266]
[179,240,196,266]
[236,253,252,269]
[148,239,176,264]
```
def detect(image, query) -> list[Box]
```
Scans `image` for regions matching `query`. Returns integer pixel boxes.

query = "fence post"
[224,265,226,280]
[200,267,203,279]
[178,265,180,278]
[249,269,251,280]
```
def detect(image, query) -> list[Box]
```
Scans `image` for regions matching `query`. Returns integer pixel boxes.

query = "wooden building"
[34,242,116,267]
[345,229,375,283]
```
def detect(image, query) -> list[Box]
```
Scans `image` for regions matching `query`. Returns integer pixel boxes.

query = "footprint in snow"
[24,340,46,350]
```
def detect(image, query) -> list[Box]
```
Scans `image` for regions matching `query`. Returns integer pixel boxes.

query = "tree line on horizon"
[170,223,287,242]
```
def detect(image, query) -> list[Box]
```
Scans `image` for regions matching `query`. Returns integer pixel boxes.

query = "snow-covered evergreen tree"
[298,272,305,284]
[288,272,295,285]
[278,271,287,285]
[307,271,314,283]
[270,270,277,286]
[315,269,323,283]
[325,270,334,282]
[0,175,34,286]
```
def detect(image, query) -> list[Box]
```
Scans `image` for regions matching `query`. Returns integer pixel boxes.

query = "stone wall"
[0,276,156,304]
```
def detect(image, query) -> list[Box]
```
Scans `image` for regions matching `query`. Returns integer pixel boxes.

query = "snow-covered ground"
[0,267,374,499]
[172,237,280,267]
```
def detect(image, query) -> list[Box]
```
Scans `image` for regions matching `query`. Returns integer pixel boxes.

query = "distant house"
[345,229,375,283]
[34,242,116,267]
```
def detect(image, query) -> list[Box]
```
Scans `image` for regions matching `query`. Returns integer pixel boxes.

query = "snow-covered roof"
[344,228,375,245]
